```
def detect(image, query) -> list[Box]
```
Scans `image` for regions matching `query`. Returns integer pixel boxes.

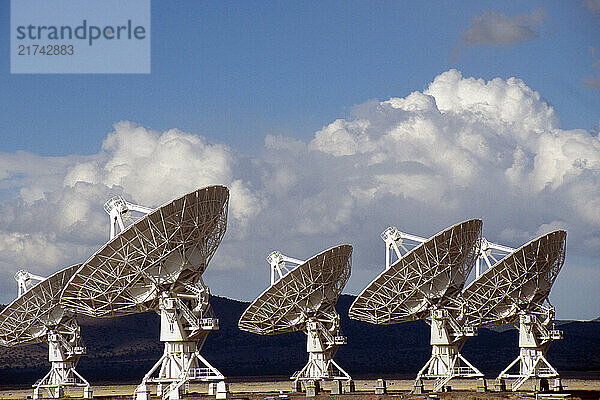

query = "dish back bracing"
[462,230,567,391]
[239,245,352,335]
[0,264,79,347]
[239,245,353,384]
[461,230,567,328]
[349,219,482,324]
[61,186,229,318]
[0,264,91,398]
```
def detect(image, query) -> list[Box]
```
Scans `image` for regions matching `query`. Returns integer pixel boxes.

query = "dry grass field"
[0,379,598,400]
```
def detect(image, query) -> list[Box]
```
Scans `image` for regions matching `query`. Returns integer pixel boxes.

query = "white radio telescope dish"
[460,230,567,391]
[349,219,484,392]
[239,245,353,386]
[61,186,229,400]
[0,264,91,399]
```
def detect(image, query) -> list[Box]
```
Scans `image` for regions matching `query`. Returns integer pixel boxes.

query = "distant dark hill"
[0,295,599,385]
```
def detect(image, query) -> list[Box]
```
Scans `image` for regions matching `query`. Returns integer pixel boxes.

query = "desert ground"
[0,379,599,400]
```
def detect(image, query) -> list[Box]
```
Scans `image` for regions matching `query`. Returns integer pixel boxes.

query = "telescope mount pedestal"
[497,309,563,392]
[292,314,351,386]
[33,319,92,399]
[414,309,483,393]
[136,288,224,400]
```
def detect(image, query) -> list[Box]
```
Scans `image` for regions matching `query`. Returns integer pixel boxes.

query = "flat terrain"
[0,379,599,400]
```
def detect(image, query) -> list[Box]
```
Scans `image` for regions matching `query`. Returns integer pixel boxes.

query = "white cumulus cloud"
[0,122,261,301]
[0,71,598,318]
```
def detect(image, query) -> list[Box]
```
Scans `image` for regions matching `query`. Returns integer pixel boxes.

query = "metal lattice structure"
[349,219,482,324]
[0,264,91,399]
[0,266,77,347]
[461,231,567,391]
[62,186,228,317]
[239,245,352,384]
[104,195,154,239]
[461,230,567,327]
[62,186,230,400]
[349,219,484,392]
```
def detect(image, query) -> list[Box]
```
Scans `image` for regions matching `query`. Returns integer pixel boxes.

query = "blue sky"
[0,1,599,319]
[1,1,598,156]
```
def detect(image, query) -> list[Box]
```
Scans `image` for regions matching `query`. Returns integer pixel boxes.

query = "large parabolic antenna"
[349,220,483,392]
[239,245,352,384]
[62,186,229,400]
[0,265,91,399]
[461,230,567,391]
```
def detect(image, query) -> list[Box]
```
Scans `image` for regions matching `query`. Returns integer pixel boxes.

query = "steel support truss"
[265,251,351,383]
[239,246,353,390]
[292,312,351,383]
[415,308,483,392]
[136,283,224,400]
[104,195,154,239]
[380,226,484,392]
[497,306,563,392]
[33,318,91,399]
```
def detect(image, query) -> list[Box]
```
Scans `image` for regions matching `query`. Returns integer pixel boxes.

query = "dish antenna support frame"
[381,226,425,271]
[267,251,305,285]
[34,317,91,399]
[267,251,352,382]
[136,280,224,400]
[382,227,484,392]
[476,238,515,278]
[291,310,351,383]
[267,252,351,383]
[14,269,45,298]
[497,303,563,391]
[104,195,154,239]
[10,269,92,399]
[414,307,482,392]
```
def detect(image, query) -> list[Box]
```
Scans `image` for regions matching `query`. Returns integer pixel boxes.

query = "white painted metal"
[239,245,352,384]
[34,318,90,397]
[461,231,567,391]
[349,220,483,392]
[414,308,482,392]
[380,227,426,271]
[62,186,230,400]
[291,312,351,382]
[475,238,514,278]
[497,307,562,391]
[14,269,45,297]
[104,195,154,239]
[0,265,91,399]
[267,251,305,285]
[139,282,224,400]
